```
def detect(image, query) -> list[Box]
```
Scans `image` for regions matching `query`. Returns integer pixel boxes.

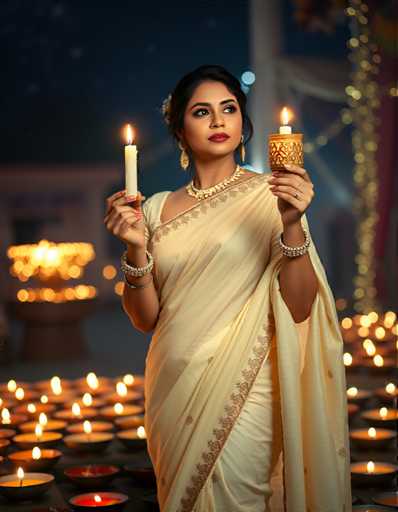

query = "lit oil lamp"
[361,407,398,428]
[116,373,145,389]
[124,462,156,488]
[103,381,142,404]
[350,427,397,450]
[0,467,54,501]
[8,445,62,471]
[67,421,114,434]
[19,412,66,433]
[268,107,303,172]
[35,375,73,391]
[115,414,145,430]
[343,351,362,373]
[372,490,398,509]
[1,408,28,428]
[13,387,40,402]
[0,397,16,409]
[346,386,372,405]
[375,382,397,403]
[54,402,97,422]
[351,460,398,487]
[100,402,144,420]
[116,426,147,451]
[14,401,56,417]
[74,373,113,396]
[13,423,62,449]
[0,428,16,440]
[361,354,396,375]
[69,491,129,510]
[65,392,106,409]
[63,420,114,453]
[64,464,120,489]
[340,316,358,343]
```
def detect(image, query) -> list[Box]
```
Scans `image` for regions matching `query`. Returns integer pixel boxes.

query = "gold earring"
[240,135,245,163]
[178,141,190,171]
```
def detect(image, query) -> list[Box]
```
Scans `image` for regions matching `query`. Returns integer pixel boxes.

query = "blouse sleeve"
[142,195,154,243]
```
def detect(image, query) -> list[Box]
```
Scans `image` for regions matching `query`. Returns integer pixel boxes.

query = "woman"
[105,65,352,512]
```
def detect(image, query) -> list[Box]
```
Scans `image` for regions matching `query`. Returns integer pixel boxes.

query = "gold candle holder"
[268,107,304,171]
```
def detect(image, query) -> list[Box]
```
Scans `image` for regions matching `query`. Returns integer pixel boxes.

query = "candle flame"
[368,427,376,438]
[86,372,99,390]
[15,387,25,400]
[123,373,135,386]
[17,467,24,480]
[347,387,358,397]
[40,394,49,404]
[385,382,396,395]
[343,353,353,366]
[35,423,43,439]
[114,402,124,415]
[375,327,385,340]
[359,315,372,327]
[125,124,134,145]
[280,107,291,126]
[1,408,11,424]
[116,381,128,397]
[379,407,388,419]
[82,392,93,407]
[137,426,146,439]
[32,446,42,460]
[72,402,81,417]
[94,495,102,503]
[373,354,384,367]
[39,412,48,426]
[366,460,375,473]
[51,376,61,389]
[83,420,92,435]
[341,317,352,329]
[7,379,17,393]
[27,403,36,413]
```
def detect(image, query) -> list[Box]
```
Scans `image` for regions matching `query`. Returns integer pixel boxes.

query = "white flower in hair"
[161,93,172,125]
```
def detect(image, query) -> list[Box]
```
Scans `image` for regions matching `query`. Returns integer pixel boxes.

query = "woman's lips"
[208,134,230,142]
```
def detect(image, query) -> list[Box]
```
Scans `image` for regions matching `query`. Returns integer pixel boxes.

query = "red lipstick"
[208,133,230,142]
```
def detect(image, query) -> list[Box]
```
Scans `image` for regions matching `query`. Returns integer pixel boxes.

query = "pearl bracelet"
[278,229,310,258]
[121,249,154,277]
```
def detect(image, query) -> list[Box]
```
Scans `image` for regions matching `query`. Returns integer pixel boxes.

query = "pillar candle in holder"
[268,107,303,171]
[125,124,137,197]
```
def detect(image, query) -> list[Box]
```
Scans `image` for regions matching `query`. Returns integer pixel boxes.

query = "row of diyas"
[340,311,397,344]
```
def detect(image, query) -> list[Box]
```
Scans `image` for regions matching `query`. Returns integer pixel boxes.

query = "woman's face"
[179,80,243,161]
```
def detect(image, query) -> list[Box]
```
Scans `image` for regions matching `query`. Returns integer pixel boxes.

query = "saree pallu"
[142,172,352,512]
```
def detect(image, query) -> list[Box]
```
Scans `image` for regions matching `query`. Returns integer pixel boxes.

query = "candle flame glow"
[72,402,81,417]
[341,317,352,329]
[1,408,11,424]
[94,495,102,503]
[385,382,396,395]
[137,426,146,439]
[116,382,128,397]
[114,402,124,415]
[39,412,48,426]
[343,353,353,366]
[375,327,385,340]
[86,372,99,391]
[125,124,134,145]
[82,393,93,407]
[17,467,24,481]
[7,380,17,393]
[32,446,42,460]
[15,387,25,400]
[280,107,291,126]
[83,420,92,435]
[368,427,376,438]
[373,354,384,367]
[35,424,43,439]
[366,461,375,473]
[379,407,388,419]
[27,403,36,413]
[40,395,49,404]
[347,387,358,397]
[123,374,135,386]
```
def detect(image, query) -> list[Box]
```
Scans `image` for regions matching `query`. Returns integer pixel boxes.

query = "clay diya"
[375,382,398,403]
[13,401,56,417]
[67,421,114,434]
[69,491,128,510]
[64,421,114,453]
[0,439,10,456]
[0,428,16,440]
[116,426,147,451]
[348,403,360,420]
[64,464,120,488]
[8,446,62,471]
[350,427,397,450]
[116,373,145,389]
[351,460,398,487]
[54,404,97,422]
[124,463,156,488]
[1,409,28,428]
[372,490,398,509]
[346,387,373,405]
[13,424,62,449]
[19,418,67,433]
[100,403,143,420]
[361,407,398,428]
[0,468,54,501]
[115,414,145,430]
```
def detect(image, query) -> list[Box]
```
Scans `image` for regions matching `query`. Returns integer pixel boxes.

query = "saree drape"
[142,172,352,512]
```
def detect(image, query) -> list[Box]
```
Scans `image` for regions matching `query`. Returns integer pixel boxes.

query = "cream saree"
[142,172,352,512]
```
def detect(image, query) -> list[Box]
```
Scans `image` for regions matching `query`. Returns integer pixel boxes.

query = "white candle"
[279,107,292,135]
[124,124,137,197]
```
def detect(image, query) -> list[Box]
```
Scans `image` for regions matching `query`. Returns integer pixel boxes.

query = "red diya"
[13,431,62,449]
[0,439,10,456]
[0,470,54,501]
[69,491,128,510]
[19,418,67,433]
[351,461,398,487]
[13,402,56,417]
[0,428,16,440]
[67,421,113,434]
[350,427,397,450]
[64,464,120,488]
[64,432,114,453]
[115,414,145,430]
[361,407,398,428]
[9,447,62,471]
[100,403,144,420]
[54,407,97,422]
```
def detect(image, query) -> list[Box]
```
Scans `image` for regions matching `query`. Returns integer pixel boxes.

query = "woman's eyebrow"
[189,98,237,111]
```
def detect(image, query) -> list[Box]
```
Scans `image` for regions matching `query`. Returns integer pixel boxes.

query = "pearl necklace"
[186,164,245,200]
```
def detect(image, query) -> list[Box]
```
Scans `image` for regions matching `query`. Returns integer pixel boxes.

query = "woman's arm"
[122,244,160,333]
[278,222,318,323]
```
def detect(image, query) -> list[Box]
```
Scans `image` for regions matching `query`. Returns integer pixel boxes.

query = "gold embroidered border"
[152,173,267,245]
[178,314,275,512]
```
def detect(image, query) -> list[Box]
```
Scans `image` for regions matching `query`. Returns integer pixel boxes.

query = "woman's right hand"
[104,190,147,249]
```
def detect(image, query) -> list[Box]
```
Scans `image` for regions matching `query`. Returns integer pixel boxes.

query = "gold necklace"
[186,164,245,200]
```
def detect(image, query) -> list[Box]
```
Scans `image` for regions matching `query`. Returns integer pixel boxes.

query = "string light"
[345,0,381,313]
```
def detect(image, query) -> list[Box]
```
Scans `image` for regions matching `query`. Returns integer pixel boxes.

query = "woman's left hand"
[268,163,314,227]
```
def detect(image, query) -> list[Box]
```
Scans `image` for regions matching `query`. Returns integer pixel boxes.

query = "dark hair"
[166,65,253,148]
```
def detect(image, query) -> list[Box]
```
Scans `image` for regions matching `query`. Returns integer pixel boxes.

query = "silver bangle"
[124,274,153,289]
[121,249,154,277]
[278,229,310,258]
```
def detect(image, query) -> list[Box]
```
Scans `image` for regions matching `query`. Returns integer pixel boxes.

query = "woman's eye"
[193,105,237,117]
